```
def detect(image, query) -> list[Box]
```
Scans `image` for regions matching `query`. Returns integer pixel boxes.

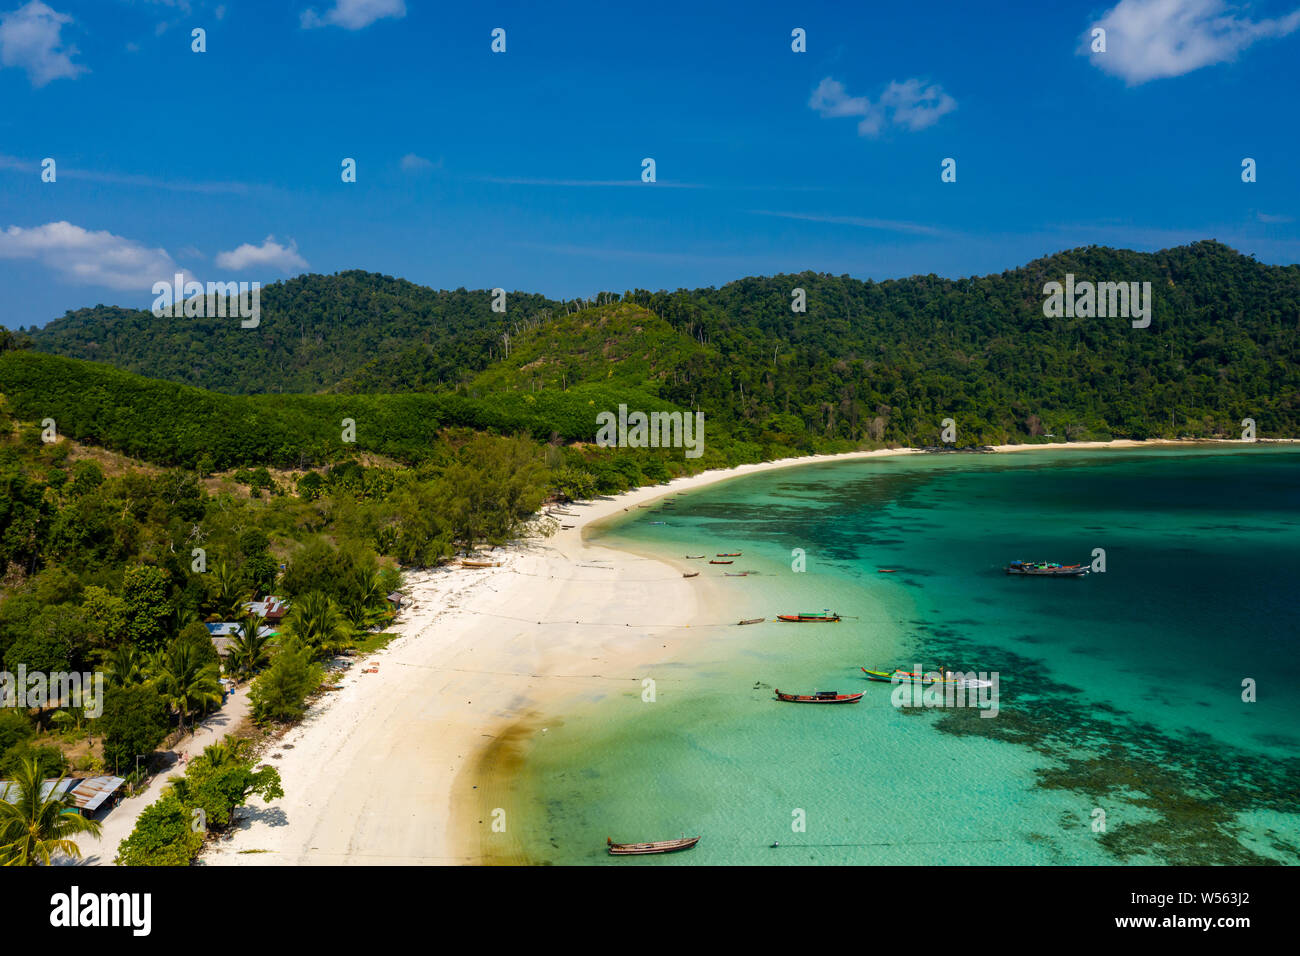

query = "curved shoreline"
[202,439,1288,866]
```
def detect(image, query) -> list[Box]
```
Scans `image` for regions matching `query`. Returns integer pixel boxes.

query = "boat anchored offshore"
[776,610,841,623]
[774,689,863,704]
[607,836,700,856]
[862,667,993,689]
[1005,560,1088,577]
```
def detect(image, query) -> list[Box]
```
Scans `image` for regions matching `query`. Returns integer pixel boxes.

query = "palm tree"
[152,642,222,734]
[208,561,252,620]
[224,614,272,679]
[101,643,146,688]
[0,757,102,865]
[345,568,390,630]
[283,591,352,657]
[199,734,252,768]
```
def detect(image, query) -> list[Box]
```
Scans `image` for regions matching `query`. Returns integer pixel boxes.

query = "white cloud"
[810,76,956,137]
[215,236,307,272]
[0,221,189,290]
[1085,0,1300,84]
[0,1,86,87]
[400,152,437,171]
[300,0,405,30]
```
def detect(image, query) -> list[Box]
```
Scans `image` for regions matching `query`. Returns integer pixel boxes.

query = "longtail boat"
[683,571,700,578]
[1005,560,1088,577]
[649,521,666,525]
[710,560,734,565]
[877,569,900,573]
[685,554,706,559]
[776,611,841,623]
[738,618,765,625]
[724,571,752,577]
[862,667,993,689]
[716,552,742,557]
[774,689,863,704]
[607,835,700,856]
[461,560,501,569]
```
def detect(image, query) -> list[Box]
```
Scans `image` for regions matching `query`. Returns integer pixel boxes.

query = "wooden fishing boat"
[683,571,700,578]
[561,524,575,529]
[877,569,900,573]
[716,552,742,557]
[461,560,501,569]
[685,554,706,559]
[738,617,765,625]
[1005,560,1088,577]
[776,611,841,623]
[774,689,863,704]
[862,667,993,689]
[607,835,700,856]
[724,572,751,577]
[709,559,734,565]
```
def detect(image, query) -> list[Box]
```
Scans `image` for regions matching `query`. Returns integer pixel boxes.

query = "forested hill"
[24,271,558,394]
[20,241,1300,442]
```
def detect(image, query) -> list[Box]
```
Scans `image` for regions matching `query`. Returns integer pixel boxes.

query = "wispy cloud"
[1256,212,1295,224]
[810,76,956,137]
[215,236,307,272]
[301,0,405,30]
[0,1,87,87]
[751,209,954,238]
[0,154,257,195]
[1084,0,1300,84]
[0,221,189,290]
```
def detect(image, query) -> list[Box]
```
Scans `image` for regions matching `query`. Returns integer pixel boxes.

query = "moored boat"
[461,560,501,568]
[774,689,863,704]
[1005,560,1088,576]
[685,554,706,559]
[683,571,700,578]
[716,552,742,557]
[862,667,992,689]
[738,617,765,625]
[776,610,841,623]
[710,559,734,565]
[607,835,700,856]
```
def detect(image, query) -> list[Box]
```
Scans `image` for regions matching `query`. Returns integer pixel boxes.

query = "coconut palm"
[283,591,352,657]
[224,614,272,679]
[0,757,102,865]
[152,641,222,734]
[344,568,390,630]
[207,561,252,620]
[100,643,146,688]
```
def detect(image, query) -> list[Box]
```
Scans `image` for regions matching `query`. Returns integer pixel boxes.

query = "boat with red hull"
[774,689,863,704]
[776,610,841,623]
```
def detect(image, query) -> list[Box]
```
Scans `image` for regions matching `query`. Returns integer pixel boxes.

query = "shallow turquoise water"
[510,446,1300,865]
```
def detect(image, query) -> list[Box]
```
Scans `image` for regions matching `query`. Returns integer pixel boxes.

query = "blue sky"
[1,0,1297,328]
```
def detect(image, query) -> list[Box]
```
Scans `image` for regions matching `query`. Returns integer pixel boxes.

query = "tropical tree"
[0,756,102,865]
[283,591,351,657]
[224,614,272,679]
[101,643,146,688]
[207,560,251,620]
[248,639,321,723]
[150,641,221,734]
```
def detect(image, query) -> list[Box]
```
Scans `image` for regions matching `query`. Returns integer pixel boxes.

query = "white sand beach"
[199,438,1275,865]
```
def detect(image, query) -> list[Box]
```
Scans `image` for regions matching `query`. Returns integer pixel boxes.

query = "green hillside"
[20,241,1300,444]
[25,271,557,395]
